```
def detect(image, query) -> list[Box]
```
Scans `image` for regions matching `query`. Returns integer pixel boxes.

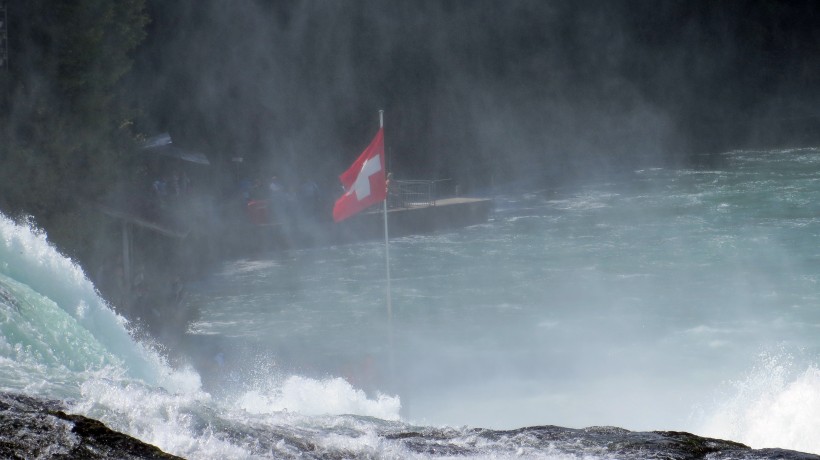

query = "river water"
[2,148,820,458]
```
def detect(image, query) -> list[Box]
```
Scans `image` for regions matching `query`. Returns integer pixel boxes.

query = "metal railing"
[388,179,452,209]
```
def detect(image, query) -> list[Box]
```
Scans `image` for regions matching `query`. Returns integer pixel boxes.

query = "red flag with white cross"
[333,128,387,222]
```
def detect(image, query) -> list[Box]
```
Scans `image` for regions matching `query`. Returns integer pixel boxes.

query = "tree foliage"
[0,0,148,261]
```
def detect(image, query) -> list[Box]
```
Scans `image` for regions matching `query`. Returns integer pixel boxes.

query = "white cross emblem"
[350,155,382,201]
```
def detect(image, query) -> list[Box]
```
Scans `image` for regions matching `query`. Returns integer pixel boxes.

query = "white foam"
[0,214,198,393]
[71,378,247,460]
[237,375,401,420]
[696,353,820,454]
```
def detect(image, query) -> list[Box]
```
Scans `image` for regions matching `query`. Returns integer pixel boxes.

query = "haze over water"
[185,148,820,452]
[2,148,820,458]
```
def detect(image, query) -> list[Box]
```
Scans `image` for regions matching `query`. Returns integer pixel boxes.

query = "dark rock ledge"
[0,392,181,460]
[2,390,820,459]
[384,425,820,459]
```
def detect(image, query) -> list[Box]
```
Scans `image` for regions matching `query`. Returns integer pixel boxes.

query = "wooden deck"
[335,196,493,241]
[99,195,494,259]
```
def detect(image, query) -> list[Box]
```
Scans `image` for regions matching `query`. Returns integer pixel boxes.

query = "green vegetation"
[0,0,148,266]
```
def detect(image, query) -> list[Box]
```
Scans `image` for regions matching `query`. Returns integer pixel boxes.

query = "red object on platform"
[247,200,270,225]
[333,128,387,222]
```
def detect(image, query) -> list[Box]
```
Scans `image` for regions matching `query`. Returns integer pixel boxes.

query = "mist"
[127,0,820,193]
[4,0,819,265]
[3,1,820,457]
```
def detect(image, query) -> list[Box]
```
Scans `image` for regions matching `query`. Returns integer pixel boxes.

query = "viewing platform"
[239,179,494,251]
[335,195,493,242]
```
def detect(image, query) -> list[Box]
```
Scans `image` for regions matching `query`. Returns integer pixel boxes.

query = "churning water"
[2,148,820,458]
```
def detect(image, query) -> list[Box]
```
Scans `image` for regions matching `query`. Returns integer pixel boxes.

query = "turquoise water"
[1,148,820,457]
[186,148,820,446]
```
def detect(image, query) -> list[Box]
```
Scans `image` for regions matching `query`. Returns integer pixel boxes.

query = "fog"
[177,153,820,441]
[3,2,820,456]
[131,0,817,191]
[5,0,816,263]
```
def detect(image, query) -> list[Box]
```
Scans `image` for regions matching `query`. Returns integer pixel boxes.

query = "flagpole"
[379,110,397,388]
[380,110,393,340]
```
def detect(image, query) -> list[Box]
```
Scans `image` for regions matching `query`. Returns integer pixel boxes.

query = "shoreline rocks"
[0,392,181,460]
[2,390,820,459]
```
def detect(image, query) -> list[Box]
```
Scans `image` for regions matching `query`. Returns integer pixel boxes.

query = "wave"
[696,351,820,454]
[0,214,194,393]
[3,192,820,458]
[0,213,403,458]
[236,375,400,420]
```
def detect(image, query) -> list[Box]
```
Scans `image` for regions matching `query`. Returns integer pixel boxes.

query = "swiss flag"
[333,128,387,222]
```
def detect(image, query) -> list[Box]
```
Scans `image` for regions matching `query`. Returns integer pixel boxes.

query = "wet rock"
[382,425,820,459]
[0,392,181,460]
[2,390,819,459]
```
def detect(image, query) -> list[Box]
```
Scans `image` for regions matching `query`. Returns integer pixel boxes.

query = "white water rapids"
[1,148,819,457]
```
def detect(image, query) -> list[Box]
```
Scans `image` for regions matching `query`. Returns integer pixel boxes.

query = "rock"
[0,392,182,460]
